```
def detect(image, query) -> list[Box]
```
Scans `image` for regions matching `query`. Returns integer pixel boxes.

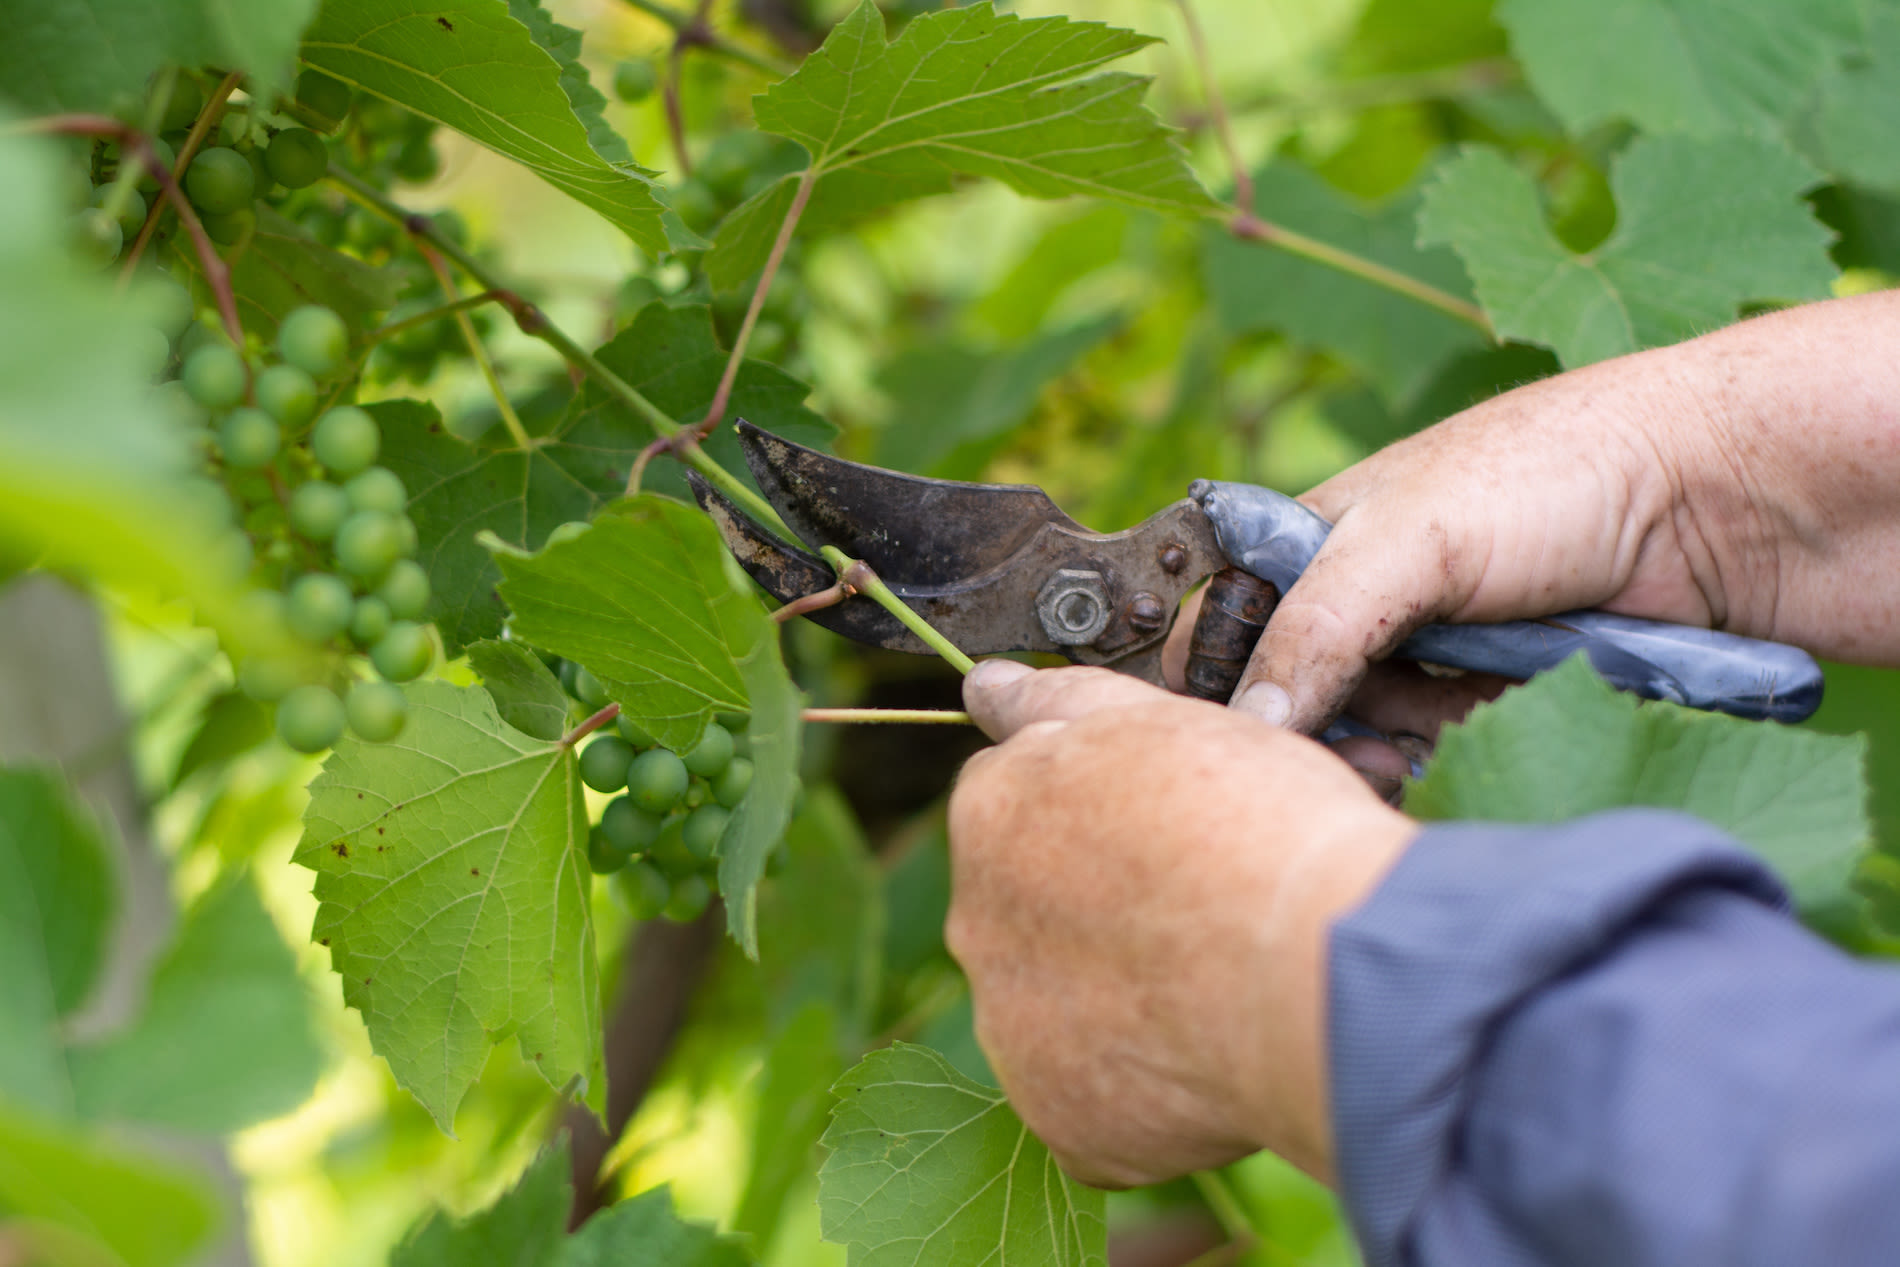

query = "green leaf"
[1804,2,1900,196]
[734,1003,846,1255]
[819,1043,1107,1267]
[382,304,832,654]
[494,495,804,953]
[1202,163,1485,405]
[563,1185,753,1267]
[707,0,1217,288]
[1495,0,1859,138]
[467,640,571,742]
[0,0,315,114]
[1406,657,1871,925]
[296,679,601,1131]
[67,875,323,1133]
[173,208,399,339]
[751,787,883,1037]
[172,689,274,788]
[1418,138,1837,367]
[0,1102,217,1267]
[873,317,1119,476]
[300,0,669,251]
[0,766,114,1117]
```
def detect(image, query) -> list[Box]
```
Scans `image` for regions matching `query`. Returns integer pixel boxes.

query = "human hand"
[946,659,1415,1188]
[1197,292,1900,735]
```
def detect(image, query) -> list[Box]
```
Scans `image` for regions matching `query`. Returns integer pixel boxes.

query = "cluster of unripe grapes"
[171,302,435,754]
[562,663,755,924]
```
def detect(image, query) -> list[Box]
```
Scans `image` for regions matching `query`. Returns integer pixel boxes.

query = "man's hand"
[947,659,1415,1188]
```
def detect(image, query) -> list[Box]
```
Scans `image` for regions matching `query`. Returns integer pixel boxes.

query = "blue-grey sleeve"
[1328,808,1900,1267]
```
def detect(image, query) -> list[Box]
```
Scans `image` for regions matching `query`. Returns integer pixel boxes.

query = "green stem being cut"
[819,547,976,674]
[803,708,975,725]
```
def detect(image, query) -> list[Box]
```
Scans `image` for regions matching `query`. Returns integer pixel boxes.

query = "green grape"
[334,510,402,579]
[684,781,708,810]
[663,873,711,923]
[287,480,348,542]
[200,207,255,247]
[588,827,634,875]
[614,861,670,919]
[131,136,175,194]
[711,756,753,808]
[626,748,689,816]
[681,723,733,778]
[680,804,729,865]
[611,58,659,103]
[143,270,195,340]
[246,147,273,199]
[154,380,202,428]
[377,559,430,620]
[92,186,146,238]
[158,75,204,133]
[370,621,433,682]
[571,666,610,710]
[218,109,252,150]
[558,659,581,697]
[183,147,255,215]
[177,320,229,363]
[296,71,353,129]
[237,655,298,704]
[277,684,346,753]
[600,796,665,855]
[579,736,635,793]
[218,407,280,469]
[286,572,354,643]
[393,138,440,184]
[265,128,329,190]
[350,596,391,646]
[345,466,407,515]
[311,406,379,475]
[70,208,122,266]
[128,324,172,380]
[616,715,657,749]
[545,521,590,548]
[346,680,408,742]
[181,343,246,411]
[254,364,318,427]
[392,514,419,558]
[277,305,347,377]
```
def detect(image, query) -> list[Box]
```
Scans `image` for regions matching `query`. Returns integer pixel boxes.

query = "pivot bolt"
[1158,542,1189,575]
[1036,569,1112,646]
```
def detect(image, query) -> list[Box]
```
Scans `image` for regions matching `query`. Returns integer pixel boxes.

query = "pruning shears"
[688,422,1825,726]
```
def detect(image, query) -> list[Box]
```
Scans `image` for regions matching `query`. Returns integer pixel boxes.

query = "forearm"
[1659,291,1900,661]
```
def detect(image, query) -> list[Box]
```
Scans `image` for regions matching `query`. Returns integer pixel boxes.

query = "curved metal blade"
[735,419,1086,585]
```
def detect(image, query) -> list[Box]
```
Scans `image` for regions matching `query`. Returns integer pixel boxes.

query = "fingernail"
[967,658,1035,691]
[1234,682,1293,727]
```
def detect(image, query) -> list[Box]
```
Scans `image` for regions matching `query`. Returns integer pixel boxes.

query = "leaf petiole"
[802,708,974,725]
[818,547,976,674]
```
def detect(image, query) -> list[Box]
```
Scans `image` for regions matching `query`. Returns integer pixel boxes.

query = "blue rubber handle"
[1190,480,1824,723]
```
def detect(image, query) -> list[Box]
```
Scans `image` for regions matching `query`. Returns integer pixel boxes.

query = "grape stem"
[29,112,246,348]
[363,292,509,347]
[94,67,174,238]
[818,548,976,675]
[324,164,797,539]
[696,166,817,442]
[620,0,794,77]
[562,702,622,747]
[1189,1170,1260,1258]
[414,239,532,452]
[658,0,712,178]
[771,574,855,623]
[120,70,242,282]
[802,708,975,725]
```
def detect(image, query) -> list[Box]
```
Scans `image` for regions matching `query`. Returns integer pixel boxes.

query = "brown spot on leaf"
[470,867,480,876]
[333,841,350,858]
[436,15,454,30]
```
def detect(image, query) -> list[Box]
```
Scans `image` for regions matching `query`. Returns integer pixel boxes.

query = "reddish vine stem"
[696,166,817,440]
[119,70,242,279]
[772,576,856,623]
[660,0,713,177]
[31,112,245,348]
[1173,0,1253,216]
[563,702,621,747]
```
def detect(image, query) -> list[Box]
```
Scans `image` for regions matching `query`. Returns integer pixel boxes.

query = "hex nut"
[1037,568,1112,646]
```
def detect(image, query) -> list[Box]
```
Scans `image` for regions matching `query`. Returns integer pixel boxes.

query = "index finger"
[961,661,1176,742]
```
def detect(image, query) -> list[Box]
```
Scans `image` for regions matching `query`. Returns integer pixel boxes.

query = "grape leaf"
[466,640,570,742]
[1406,657,1871,926]
[0,0,315,114]
[173,207,399,339]
[734,1002,846,1256]
[300,0,670,252]
[707,0,1218,288]
[67,876,323,1132]
[1418,138,1837,367]
[172,689,273,787]
[395,1136,751,1267]
[380,303,832,654]
[820,1043,1107,1267]
[1202,163,1485,405]
[296,680,601,1131]
[1495,0,1860,138]
[493,495,805,954]
[0,1102,216,1267]
[1804,2,1900,196]
[0,765,114,1116]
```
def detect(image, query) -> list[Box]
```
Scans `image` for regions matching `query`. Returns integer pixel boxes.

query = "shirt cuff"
[1326,809,1788,1267]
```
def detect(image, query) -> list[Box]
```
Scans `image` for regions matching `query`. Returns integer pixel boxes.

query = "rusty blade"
[735,419,1085,586]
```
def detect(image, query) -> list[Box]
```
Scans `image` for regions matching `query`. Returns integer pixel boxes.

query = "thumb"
[1230,511,1459,735]
[962,661,1172,742]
